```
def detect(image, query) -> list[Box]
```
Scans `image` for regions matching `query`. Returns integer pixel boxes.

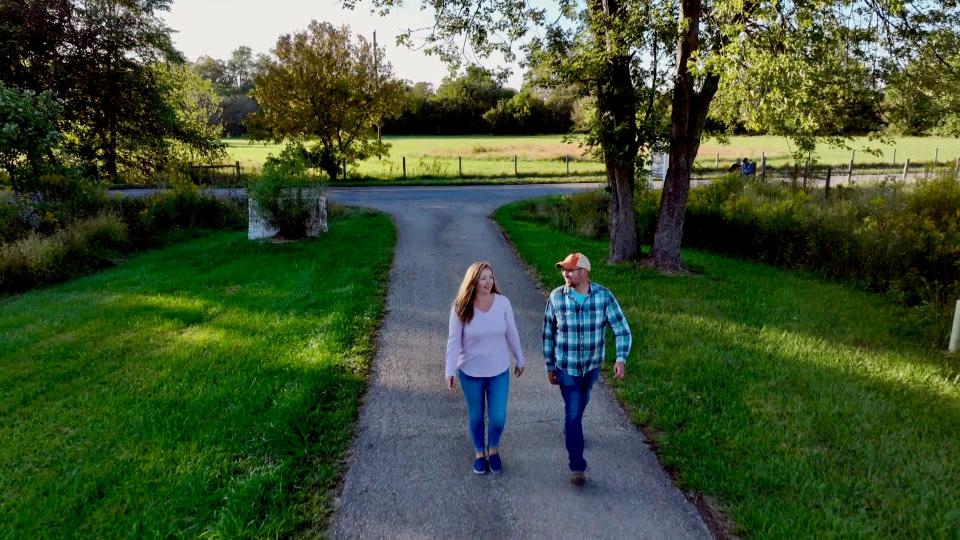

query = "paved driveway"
[326,184,711,539]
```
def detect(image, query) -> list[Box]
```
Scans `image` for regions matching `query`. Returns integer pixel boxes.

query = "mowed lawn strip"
[494,201,960,538]
[0,209,395,538]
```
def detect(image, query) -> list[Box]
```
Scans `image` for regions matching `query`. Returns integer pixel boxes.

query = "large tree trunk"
[648,0,718,272]
[606,155,637,261]
[592,0,639,263]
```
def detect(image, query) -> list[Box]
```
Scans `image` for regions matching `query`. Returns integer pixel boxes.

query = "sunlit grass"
[0,209,395,537]
[494,201,960,538]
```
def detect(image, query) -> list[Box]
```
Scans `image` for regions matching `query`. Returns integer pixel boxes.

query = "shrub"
[111,186,245,248]
[568,189,608,239]
[0,198,31,244]
[0,214,128,292]
[248,152,314,239]
[24,173,107,234]
[683,176,960,309]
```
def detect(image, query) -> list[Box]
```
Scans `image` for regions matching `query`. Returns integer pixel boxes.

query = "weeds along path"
[326,184,710,539]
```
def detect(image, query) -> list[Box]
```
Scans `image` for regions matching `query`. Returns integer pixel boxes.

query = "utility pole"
[373,30,382,147]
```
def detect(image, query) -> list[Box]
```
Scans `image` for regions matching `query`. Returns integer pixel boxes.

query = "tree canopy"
[356,0,960,268]
[250,21,406,180]
[0,0,224,182]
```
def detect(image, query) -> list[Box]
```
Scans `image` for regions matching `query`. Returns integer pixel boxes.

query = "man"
[542,252,632,486]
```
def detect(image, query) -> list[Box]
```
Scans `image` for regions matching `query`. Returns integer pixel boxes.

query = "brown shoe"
[570,471,586,486]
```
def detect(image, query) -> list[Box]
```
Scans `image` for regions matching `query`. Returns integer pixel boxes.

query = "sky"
[161,0,527,89]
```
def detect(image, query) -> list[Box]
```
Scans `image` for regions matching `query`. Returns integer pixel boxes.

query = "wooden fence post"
[761,153,766,181]
[902,159,910,182]
[514,155,518,176]
[715,153,719,167]
[825,167,832,199]
[402,156,406,178]
[892,148,896,166]
[565,155,570,174]
[935,148,939,164]
[955,157,959,181]
[235,161,240,182]
[458,156,462,177]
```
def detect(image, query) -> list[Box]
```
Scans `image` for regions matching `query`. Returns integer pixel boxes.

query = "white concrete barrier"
[248,194,327,240]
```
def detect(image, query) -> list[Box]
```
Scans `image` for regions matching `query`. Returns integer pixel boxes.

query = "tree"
[152,63,226,167]
[645,1,958,271]
[226,46,255,93]
[883,29,960,136]
[0,82,63,193]
[250,21,406,181]
[434,66,515,133]
[0,0,224,181]
[193,55,231,91]
[483,89,572,134]
[217,95,260,137]
[358,0,959,269]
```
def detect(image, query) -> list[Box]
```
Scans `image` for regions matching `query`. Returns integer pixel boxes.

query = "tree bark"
[592,0,639,263]
[648,0,718,272]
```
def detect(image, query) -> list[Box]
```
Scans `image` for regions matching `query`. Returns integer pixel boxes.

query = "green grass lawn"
[0,209,395,537]
[494,201,960,538]
[223,135,960,179]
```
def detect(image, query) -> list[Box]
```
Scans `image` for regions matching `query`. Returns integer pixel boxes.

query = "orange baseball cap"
[555,252,591,271]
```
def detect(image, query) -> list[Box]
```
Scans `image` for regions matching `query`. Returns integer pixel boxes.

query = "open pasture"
[223,135,960,179]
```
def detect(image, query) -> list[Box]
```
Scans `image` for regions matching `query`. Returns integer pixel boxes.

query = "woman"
[445,261,525,475]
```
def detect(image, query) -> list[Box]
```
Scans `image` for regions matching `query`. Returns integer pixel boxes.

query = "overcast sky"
[162,0,526,89]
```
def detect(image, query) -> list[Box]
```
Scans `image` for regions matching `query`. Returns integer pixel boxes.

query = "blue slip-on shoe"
[488,453,502,474]
[473,456,488,475]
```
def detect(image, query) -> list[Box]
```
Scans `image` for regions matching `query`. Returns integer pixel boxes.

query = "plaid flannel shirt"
[542,282,632,376]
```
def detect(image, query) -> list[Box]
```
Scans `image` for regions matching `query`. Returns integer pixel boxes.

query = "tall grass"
[1,188,246,293]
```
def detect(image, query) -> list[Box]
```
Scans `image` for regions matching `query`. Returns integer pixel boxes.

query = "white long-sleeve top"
[445,294,525,378]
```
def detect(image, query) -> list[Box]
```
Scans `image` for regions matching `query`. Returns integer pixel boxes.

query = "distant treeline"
[381,66,578,135]
[195,44,957,139]
[195,54,580,137]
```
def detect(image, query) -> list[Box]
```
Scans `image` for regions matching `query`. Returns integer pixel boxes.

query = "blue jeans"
[458,369,510,452]
[557,368,600,472]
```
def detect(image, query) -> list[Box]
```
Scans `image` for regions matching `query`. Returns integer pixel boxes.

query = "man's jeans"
[557,367,600,472]
[458,369,510,452]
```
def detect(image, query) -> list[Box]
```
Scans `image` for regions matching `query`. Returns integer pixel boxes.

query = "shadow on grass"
[0,213,395,537]
[495,202,960,537]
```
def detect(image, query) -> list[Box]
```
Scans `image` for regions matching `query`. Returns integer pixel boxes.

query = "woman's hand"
[514,366,525,377]
[447,376,456,389]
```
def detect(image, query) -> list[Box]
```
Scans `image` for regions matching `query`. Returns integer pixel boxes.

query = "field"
[495,201,960,537]
[0,210,395,537]
[223,135,960,179]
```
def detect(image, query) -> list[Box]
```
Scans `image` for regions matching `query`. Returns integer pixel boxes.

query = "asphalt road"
[325,184,711,540]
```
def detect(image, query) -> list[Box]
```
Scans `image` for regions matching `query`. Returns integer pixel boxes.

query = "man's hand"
[613,362,625,380]
[514,366,525,377]
[447,376,456,389]
[548,371,559,385]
